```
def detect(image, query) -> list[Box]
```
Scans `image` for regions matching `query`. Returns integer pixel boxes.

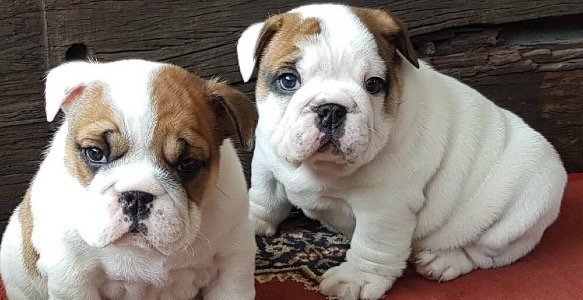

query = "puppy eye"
[365,77,386,94]
[276,73,301,92]
[83,147,108,165]
[177,158,201,173]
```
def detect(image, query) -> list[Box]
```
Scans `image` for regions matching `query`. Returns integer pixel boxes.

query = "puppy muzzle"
[119,191,155,233]
[314,103,348,153]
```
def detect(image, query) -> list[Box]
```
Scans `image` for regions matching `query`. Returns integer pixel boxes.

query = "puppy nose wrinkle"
[113,162,166,197]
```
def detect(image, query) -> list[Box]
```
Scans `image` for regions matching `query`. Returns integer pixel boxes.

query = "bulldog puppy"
[0,59,258,300]
[237,4,567,299]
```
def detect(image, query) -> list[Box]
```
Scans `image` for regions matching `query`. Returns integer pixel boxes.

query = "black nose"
[315,104,347,131]
[120,191,154,220]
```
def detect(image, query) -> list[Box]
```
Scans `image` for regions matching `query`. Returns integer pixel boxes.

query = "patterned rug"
[254,210,350,290]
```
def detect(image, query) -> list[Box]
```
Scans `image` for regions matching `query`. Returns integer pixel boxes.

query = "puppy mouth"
[317,134,343,155]
[114,231,145,242]
[113,230,164,251]
[306,135,349,167]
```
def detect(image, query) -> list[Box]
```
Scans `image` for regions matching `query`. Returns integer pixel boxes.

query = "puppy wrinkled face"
[64,62,219,255]
[254,5,407,175]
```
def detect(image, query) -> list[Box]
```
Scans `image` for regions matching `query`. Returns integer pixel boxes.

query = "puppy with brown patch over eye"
[0,59,258,299]
[237,3,567,300]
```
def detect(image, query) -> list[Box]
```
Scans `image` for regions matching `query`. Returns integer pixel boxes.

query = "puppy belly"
[286,189,350,211]
[303,207,355,238]
[286,189,356,236]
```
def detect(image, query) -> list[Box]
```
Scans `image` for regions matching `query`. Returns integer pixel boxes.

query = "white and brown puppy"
[0,59,258,299]
[237,4,567,299]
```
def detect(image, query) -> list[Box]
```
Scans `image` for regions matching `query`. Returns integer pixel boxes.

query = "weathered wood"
[1,0,583,236]
[42,0,583,83]
[0,0,49,235]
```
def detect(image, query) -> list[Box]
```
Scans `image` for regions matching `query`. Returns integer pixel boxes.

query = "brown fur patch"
[206,80,258,151]
[352,7,417,116]
[255,13,321,99]
[352,7,418,68]
[19,187,39,276]
[65,83,129,186]
[151,66,219,205]
[152,66,257,205]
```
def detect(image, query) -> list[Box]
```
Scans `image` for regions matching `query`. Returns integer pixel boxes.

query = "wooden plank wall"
[1,0,582,235]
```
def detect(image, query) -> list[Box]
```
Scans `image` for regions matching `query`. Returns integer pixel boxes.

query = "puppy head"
[45,59,257,254]
[237,4,418,175]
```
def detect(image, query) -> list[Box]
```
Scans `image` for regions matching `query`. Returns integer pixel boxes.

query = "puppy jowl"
[238,3,568,300]
[0,59,257,300]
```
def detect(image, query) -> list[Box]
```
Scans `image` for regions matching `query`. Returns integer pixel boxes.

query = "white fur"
[237,22,264,82]
[238,4,567,299]
[0,60,256,300]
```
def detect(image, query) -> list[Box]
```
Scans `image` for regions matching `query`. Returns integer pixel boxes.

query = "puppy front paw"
[319,262,394,300]
[249,214,277,236]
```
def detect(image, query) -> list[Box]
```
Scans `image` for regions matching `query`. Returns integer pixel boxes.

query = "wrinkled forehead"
[66,61,158,145]
[107,62,159,135]
[268,5,387,80]
[104,62,160,146]
[69,63,213,160]
[259,12,320,71]
[292,4,376,53]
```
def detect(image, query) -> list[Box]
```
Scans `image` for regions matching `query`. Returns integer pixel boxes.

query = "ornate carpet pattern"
[254,210,350,290]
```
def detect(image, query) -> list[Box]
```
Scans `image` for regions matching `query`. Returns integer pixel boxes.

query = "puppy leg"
[48,278,101,300]
[202,224,256,300]
[472,160,565,268]
[413,220,546,282]
[414,220,546,282]
[45,254,102,300]
[319,190,416,300]
[248,153,291,235]
[466,200,557,271]
[415,161,565,281]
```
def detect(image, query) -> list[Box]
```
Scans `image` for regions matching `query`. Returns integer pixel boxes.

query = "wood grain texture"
[43,0,583,82]
[0,0,50,235]
[1,0,583,235]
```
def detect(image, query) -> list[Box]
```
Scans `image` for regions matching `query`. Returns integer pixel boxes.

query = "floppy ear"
[45,61,97,122]
[207,81,258,151]
[392,17,419,69]
[236,14,287,82]
[237,22,264,83]
[353,7,419,69]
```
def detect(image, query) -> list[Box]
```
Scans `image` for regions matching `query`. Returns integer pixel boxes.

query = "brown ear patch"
[255,13,321,99]
[64,83,128,186]
[207,79,258,151]
[392,17,420,69]
[151,66,219,205]
[19,187,39,276]
[352,7,418,116]
[352,7,418,69]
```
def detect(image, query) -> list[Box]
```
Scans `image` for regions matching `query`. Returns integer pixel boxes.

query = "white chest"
[100,267,217,300]
[98,248,217,300]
